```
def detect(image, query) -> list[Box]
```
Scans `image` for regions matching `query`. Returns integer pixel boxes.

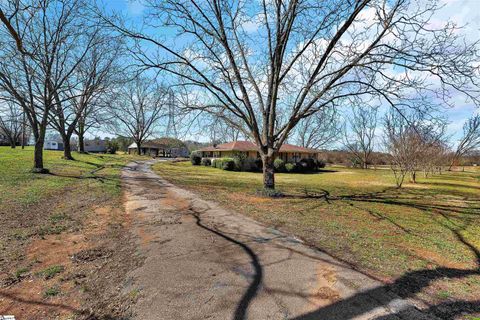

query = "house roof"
[198,141,319,153]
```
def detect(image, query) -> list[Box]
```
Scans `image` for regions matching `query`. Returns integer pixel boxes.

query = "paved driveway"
[121,160,434,320]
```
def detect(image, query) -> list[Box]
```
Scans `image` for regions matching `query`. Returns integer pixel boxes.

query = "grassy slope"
[1,147,130,206]
[153,161,480,305]
[0,146,140,255]
[0,147,142,318]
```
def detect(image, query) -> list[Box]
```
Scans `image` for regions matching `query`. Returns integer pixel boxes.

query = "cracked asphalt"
[121,160,436,320]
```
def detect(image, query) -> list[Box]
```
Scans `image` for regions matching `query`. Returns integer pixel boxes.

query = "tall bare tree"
[109,77,166,154]
[0,102,23,147]
[449,114,480,170]
[0,0,92,171]
[344,106,377,168]
[104,0,479,189]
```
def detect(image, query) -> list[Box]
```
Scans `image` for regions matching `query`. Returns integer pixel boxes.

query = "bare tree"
[109,77,166,154]
[50,31,122,157]
[344,106,377,169]
[0,0,92,171]
[295,107,340,149]
[0,102,22,147]
[102,0,479,189]
[384,110,446,187]
[420,139,448,177]
[449,114,480,170]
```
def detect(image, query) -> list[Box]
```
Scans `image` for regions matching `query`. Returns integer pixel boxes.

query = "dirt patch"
[309,265,341,308]
[0,185,141,320]
[160,189,191,210]
[405,246,471,270]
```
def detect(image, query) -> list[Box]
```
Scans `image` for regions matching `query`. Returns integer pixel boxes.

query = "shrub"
[285,163,296,173]
[299,158,316,171]
[241,158,257,172]
[190,152,201,165]
[254,158,263,172]
[316,159,326,169]
[201,158,211,166]
[233,152,247,171]
[221,158,235,171]
[274,158,286,172]
[213,158,223,169]
[298,161,308,172]
[216,159,224,169]
[106,140,119,154]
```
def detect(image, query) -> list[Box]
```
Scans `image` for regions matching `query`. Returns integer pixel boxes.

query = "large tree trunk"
[33,134,48,173]
[21,114,25,149]
[262,154,275,190]
[447,154,458,171]
[63,136,75,160]
[362,153,368,169]
[61,133,74,160]
[447,160,454,171]
[78,132,85,153]
[410,171,416,183]
[137,143,142,155]
[77,118,86,153]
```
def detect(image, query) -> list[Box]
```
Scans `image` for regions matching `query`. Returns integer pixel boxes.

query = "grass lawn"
[153,161,480,311]
[0,146,143,319]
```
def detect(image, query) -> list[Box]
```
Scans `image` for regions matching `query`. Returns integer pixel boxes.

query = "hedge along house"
[198,141,320,162]
[128,137,190,158]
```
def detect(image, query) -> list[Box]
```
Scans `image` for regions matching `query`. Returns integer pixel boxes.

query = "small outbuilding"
[44,140,64,151]
[128,137,189,158]
[83,138,108,153]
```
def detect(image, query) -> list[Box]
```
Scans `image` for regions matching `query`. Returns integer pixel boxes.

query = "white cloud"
[126,0,145,17]
[242,20,260,33]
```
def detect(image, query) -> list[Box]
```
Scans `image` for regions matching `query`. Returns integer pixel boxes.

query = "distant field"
[0,146,143,318]
[153,161,480,316]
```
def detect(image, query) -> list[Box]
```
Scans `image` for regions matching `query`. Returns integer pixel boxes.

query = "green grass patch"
[37,265,65,280]
[0,147,142,210]
[37,225,68,236]
[49,213,69,223]
[44,286,60,297]
[14,267,30,278]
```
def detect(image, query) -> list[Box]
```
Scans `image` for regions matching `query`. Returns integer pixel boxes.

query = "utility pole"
[166,89,177,138]
[21,111,25,149]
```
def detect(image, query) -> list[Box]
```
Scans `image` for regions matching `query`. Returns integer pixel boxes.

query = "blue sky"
[91,0,480,147]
